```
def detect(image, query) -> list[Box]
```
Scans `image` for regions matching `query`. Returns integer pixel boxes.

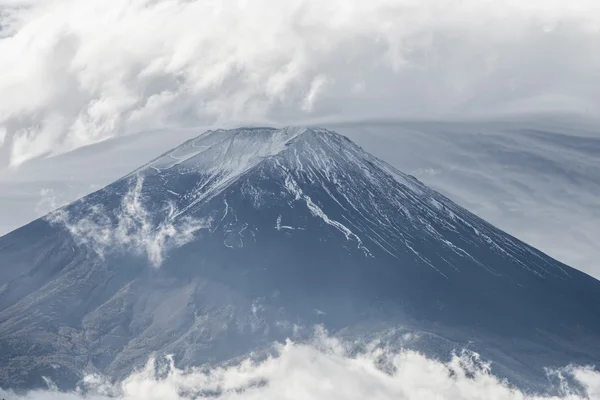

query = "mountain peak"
[138,126,345,174]
[127,126,425,224]
[135,126,422,198]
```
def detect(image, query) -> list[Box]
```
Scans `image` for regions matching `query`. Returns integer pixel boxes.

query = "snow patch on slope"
[283,171,372,257]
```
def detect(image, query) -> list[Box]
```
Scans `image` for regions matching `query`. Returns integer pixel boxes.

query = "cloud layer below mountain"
[1,331,598,400]
[1,0,599,166]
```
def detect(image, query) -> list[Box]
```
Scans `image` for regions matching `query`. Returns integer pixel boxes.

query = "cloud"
[1,329,598,399]
[0,0,599,166]
[46,175,208,266]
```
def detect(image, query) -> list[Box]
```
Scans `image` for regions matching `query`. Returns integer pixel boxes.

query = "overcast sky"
[0,0,599,277]
[1,0,600,166]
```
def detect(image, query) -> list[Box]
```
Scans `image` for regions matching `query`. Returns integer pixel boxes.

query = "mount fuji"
[0,127,599,392]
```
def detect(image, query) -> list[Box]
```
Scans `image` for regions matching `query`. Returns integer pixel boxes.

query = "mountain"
[0,127,599,392]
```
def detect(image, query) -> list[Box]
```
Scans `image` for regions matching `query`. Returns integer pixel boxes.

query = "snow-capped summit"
[0,127,599,391]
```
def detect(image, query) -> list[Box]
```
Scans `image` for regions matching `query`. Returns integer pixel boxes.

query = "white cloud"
[302,75,328,112]
[0,0,599,166]
[0,329,598,400]
[46,175,208,266]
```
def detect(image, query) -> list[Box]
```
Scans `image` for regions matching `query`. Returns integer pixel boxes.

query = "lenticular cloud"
[1,332,598,400]
[1,0,599,166]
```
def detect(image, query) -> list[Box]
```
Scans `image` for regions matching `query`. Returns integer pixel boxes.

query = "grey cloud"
[0,0,599,166]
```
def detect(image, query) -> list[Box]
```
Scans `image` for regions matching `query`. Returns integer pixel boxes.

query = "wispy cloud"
[46,175,208,266]
[35,188,62,215]
[0,0,599,166]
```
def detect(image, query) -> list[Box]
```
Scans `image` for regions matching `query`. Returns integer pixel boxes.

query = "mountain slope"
[0,127,599,391]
